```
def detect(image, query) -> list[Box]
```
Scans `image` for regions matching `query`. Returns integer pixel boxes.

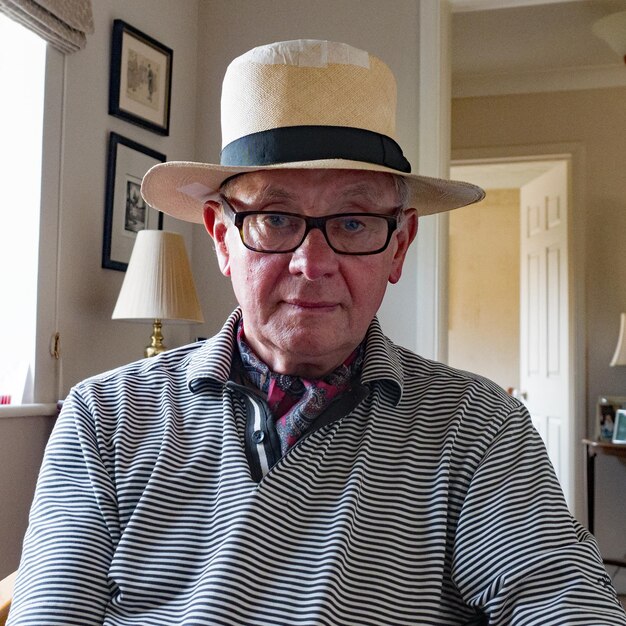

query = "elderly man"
[8,40,626,626]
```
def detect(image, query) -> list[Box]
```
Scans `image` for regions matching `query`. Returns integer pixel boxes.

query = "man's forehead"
[224,169,397,202]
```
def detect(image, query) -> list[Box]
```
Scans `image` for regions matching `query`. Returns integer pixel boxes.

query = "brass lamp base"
[145,319,167,358]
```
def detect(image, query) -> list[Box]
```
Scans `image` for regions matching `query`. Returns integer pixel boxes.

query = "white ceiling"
[449,0,626,187]
[451,0,626,97]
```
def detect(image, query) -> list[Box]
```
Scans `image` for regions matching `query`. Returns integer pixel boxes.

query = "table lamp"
[610,312,626,367]
[112,230,204,357]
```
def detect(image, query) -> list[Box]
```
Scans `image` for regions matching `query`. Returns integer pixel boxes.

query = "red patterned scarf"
[237,321,363,454]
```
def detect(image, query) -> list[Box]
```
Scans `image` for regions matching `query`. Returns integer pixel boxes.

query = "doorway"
[448,157,575,510]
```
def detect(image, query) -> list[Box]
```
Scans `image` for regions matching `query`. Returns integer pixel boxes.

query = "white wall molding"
[34,47,64,404]
[451,0,589,11]
[0,404,58,419]
[415,0,452,362]
[453,63,626,98]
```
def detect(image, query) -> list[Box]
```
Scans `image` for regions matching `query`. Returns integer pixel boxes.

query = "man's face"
[203,169,417,378]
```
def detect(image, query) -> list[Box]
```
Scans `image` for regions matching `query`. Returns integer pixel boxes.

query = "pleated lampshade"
[112,230,204,356]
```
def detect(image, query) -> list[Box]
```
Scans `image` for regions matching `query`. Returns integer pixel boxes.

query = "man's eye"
[263,214,291,228]
[338,218,365,233]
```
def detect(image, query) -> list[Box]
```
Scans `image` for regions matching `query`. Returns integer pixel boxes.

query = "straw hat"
[141,40,484,223]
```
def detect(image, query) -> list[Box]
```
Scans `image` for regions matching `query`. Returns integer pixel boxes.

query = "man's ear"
[203,200,231,277]
[388,208,418,285]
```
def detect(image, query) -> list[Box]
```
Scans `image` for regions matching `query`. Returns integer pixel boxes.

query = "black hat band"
[220,125,412,173]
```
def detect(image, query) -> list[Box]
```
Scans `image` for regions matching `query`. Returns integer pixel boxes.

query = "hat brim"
[141,159,485,224]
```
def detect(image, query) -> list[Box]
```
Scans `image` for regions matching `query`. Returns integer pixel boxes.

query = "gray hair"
[219,171,412,212]
[391,174,411,210]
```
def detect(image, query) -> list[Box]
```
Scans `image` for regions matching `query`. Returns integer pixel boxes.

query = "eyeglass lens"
[242,213,392,254]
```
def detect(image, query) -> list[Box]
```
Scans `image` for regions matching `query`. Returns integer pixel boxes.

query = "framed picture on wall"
[596,396,626,441]
[102,132,165,271]
[613,409,626,444]
[109,19,173,135]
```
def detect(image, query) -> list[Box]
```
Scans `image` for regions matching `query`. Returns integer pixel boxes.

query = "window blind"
[0,0,93,53]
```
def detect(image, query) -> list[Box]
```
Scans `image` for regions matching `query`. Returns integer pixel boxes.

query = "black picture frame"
[109,19,173,135]
[596,396,626,441]
[102,132,165,271]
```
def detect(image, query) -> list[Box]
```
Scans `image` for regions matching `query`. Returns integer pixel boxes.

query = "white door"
[519,161,572,507]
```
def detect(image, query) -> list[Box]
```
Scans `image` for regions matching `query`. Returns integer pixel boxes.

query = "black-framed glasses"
[220,195,401,255]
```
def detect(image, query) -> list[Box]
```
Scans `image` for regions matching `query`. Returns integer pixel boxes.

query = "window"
[0,14,47,404]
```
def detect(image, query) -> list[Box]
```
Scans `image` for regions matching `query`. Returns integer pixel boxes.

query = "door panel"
[520,161,571,507]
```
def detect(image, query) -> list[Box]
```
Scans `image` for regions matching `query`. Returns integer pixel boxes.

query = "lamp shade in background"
[592,11,626,62]
[112,230,204,356]
[610,312,626,366]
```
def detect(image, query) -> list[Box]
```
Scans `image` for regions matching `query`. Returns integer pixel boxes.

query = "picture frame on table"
[613,410,626,444]
[596,396,626,441]
[102,132,165,272]
[109,19,173,135]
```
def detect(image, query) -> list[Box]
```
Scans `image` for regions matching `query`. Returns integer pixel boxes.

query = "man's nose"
[288,227,339,280]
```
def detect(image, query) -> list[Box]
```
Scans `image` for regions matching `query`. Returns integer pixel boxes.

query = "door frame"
[449,142,586,519]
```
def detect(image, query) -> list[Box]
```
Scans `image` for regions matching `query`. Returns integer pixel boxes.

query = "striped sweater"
[9,310,626,625]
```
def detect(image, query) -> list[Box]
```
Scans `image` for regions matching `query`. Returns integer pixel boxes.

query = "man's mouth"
[284,299,339,310]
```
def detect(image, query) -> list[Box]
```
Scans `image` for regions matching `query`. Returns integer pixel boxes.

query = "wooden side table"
[582,438,626,568]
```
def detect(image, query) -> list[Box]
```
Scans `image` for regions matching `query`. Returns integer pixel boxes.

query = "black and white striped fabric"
[9,309,626,625]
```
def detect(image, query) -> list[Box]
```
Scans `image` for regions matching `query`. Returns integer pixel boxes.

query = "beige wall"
[2,0,202,580]
[45,0,202,395]
[0,415,55,578]
[453,87,626,426]
[448,189,520,390]
[453,86,626,592]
